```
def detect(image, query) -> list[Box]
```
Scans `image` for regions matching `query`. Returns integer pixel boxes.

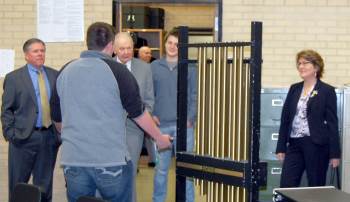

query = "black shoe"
[148,162,156,167]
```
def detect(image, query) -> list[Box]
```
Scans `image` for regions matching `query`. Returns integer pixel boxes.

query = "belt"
[34,127,49,131]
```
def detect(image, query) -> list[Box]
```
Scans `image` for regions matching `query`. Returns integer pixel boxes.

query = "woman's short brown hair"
[296,49,324,79]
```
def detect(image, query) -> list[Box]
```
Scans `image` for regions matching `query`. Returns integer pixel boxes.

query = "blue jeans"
[153,125,194,202]
[63,161,132,202]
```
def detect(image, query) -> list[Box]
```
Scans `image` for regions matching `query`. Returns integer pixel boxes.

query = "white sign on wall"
[0,49,15,78]
[37,0,84,42]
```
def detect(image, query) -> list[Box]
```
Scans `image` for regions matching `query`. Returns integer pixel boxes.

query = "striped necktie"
[38,70,51,127]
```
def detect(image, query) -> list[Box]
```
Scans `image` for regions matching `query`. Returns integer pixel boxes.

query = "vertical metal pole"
[249,21,262,202]
[218,0,223,42]
[176,26,189,202]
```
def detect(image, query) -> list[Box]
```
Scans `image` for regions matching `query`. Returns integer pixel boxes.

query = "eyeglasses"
[297,61,312,67]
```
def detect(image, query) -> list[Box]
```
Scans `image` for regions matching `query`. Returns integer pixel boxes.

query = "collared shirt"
[27,64,51,127]
[290,89,313,138]
[116,57,132,72]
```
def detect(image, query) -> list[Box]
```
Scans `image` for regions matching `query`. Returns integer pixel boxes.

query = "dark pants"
[280,136,329,187]
[8,128,59,202]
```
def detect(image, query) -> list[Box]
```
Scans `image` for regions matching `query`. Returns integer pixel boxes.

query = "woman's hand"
[276,153,285,161]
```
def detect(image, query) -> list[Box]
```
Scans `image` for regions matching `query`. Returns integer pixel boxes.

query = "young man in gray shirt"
[151,28,197,202]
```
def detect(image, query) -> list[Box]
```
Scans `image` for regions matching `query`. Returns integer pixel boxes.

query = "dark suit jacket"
[1,65,58,142]
[276,79,341,158]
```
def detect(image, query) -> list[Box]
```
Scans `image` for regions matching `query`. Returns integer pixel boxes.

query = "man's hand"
[153,116,160,126]
[53,121,62,133]
[155,134,172,150]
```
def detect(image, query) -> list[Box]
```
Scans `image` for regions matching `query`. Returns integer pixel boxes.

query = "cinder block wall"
[0,0,112,132]
[0,1,112,199]
[223,0,350,87]
[0,0,112,71]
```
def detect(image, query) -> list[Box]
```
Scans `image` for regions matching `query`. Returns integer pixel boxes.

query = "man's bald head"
[138,46,152,63]
[114,32,134,64]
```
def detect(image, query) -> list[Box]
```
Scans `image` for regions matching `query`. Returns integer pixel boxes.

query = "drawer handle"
[271,133,279,140]
[272,99,283,106]
[271,167,282,175]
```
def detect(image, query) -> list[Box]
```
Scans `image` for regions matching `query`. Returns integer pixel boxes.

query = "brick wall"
[0,1,112,200]
[0,0,112,132]
[223,0,350,87]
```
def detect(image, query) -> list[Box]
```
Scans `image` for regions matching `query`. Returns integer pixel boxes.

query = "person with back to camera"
[50,22,172,202]
[276,49,341,188]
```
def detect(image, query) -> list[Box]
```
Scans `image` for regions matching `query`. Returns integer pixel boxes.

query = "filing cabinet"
[260,126,279,161]
[259,160,283,202]
[260,88,288,127]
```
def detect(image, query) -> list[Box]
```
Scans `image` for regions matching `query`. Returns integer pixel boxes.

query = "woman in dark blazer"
[276,49,341,187]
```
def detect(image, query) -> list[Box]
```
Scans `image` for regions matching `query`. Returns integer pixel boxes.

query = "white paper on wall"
[0,49,15,78]
[37,0,84,42]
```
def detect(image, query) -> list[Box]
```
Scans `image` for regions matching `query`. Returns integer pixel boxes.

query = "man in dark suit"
[1,38,59,202]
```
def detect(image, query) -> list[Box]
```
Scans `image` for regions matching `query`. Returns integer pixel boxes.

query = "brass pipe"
[212,46,218,202]
[243,62,250,161]
[197,46,204,192]
[231,46,238,160]
[214,182,218,202]
[236,46,242,162]
[220,183,224,202]
[231,186,234,202]
[227,47,233,160]
[198,47,208,195]
[202,47,207,157]
[208,56,212,158]
[211,46,217,158]
[215,46,220,158]
[196,47,202,155]
[221,46,227,159]
[209,46,214,202]
[210,181,214,202]
[236,46,244,202]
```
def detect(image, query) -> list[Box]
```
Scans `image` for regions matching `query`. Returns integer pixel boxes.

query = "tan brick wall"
[0,0,112,137]
[0,1,111,199]
[223,0,350,87]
